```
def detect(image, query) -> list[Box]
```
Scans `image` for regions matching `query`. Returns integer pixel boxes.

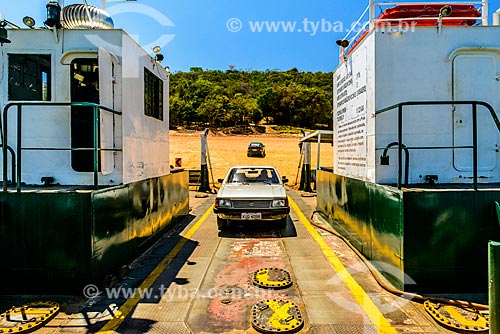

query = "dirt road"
[169,132,333,186]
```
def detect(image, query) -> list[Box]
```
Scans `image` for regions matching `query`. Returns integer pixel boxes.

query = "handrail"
[0,144,16,185]
[381,142,410,186]
[2,102,122,192]
[375,100,500,190]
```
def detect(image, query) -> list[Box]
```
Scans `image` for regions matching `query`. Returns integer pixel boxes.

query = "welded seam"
[289,198,397,334]
[97,204,215,334]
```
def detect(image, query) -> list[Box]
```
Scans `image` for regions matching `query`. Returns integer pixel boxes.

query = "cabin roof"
[299,130,333,143]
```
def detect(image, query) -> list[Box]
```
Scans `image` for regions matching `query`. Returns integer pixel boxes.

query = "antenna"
[101,0,137,10]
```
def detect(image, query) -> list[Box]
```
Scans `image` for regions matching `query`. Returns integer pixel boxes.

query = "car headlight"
[216,199,232,208]
[272,199,287,207]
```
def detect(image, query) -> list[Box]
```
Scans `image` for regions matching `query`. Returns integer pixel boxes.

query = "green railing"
[1,102,122,191]
[375,101,500,190]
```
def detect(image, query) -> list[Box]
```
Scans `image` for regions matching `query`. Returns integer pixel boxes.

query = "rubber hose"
[310,211,489,312]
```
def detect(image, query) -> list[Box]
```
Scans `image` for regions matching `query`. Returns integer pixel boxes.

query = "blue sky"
[1,0,500,72]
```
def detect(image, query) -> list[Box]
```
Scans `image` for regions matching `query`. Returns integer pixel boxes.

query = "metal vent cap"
[62,4,114,29]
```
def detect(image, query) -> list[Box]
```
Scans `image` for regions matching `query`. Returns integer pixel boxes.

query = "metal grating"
[308,325,340,334]
[233,200,271,209]
[331,324,379,334]
[308,324,380,334]
[118,320,190,334]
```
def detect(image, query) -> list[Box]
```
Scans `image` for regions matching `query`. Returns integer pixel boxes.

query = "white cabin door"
[98,48,115,175]
[453,54,499,172]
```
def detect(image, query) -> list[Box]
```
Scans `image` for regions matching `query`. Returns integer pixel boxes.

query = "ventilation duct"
[62,4,114,29]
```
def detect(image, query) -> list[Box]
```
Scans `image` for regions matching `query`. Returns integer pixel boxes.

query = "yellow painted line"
[97,204,214,334]
[289,198,397,334]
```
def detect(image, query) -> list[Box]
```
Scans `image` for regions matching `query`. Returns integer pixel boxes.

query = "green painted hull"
[0,171,189,293]
[316,170,500,293]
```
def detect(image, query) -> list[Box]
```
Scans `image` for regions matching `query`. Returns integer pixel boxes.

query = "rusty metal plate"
[0,301,59,333]
[251,299,304,333]
[424,301,489,333]
[251,268,293,289]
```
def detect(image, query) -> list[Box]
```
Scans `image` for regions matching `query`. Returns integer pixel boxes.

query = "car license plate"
[241,212,262,219]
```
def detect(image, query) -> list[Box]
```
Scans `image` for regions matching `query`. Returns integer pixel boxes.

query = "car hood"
[218,184,286,198]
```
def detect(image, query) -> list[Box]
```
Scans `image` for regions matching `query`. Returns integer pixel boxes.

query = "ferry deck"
[0,187,488,334]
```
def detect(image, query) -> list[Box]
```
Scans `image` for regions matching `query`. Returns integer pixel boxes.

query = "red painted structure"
[378,4,481,26]
[346,4,481,57]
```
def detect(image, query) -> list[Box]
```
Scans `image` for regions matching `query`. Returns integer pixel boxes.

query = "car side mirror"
[282,176,288,183]
[217,178,224,183]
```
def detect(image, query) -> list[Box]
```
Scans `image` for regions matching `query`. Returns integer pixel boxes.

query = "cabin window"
[144,68,163,120]
[8,54,51,101]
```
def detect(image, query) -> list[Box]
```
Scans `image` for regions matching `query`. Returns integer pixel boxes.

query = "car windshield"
[227,167,280,184]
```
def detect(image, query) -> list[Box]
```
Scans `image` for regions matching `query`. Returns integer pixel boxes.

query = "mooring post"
[198,128,211,193]
[299,132,312,192]
[490,241,500,334]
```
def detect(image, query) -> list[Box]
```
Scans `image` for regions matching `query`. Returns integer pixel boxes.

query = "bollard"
[299,139,312,192]
[198,129,211,193]
[490,241,500,334]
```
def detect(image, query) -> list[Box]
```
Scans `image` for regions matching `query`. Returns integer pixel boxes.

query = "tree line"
[169,67,333,129]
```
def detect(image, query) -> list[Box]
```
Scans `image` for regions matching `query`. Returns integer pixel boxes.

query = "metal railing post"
[490,241,500,334]
[317,132,321,171]
[2,104,8,192]
[369,0,376,29]
[93,105,99,189]
[482,0,489,26]
[472,103,478,191]
[16,104,22,192]
[398,104,403,189]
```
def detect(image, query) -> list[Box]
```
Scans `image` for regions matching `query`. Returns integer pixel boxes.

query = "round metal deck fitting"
[251,268,292,289]
[423,301,489,333]
[251,299,304,334]
[0,301,59,334]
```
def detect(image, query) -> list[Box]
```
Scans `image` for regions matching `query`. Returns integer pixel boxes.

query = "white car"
[213,166,290,230]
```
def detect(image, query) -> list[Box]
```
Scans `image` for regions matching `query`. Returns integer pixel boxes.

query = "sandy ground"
[169,132,334,186]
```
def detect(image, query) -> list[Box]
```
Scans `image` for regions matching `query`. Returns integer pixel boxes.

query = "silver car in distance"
[213,166,290,230]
